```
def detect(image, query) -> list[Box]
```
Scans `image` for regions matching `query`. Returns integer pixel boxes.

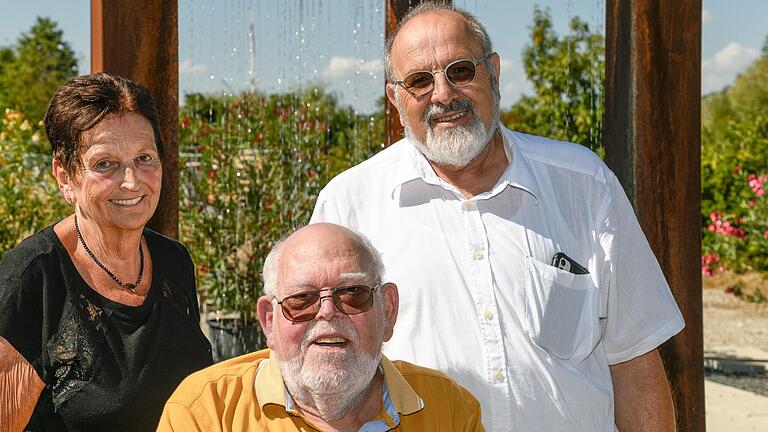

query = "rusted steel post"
[604,1,704,431]
[384,0,451,146]
[91,0,179,238]
[384,0,411,146]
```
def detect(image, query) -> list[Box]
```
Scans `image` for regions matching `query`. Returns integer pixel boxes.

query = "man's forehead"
[394,11,480,53]
[283,271,369,290]
[281,236,362,263]
[279,241,367,282]
[391,14,484,76]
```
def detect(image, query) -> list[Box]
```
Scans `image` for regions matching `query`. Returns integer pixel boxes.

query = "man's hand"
[610,348,676,431]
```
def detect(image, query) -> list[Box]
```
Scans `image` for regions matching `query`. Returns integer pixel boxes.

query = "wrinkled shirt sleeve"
[598,174,686,364]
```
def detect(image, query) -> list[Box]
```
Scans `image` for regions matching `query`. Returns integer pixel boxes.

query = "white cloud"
[321,56,383,80]
[500,59,515,75]
[702,10,713,24]
[497,57,532,106]
[179,59,207,76]
[702,42,759,94]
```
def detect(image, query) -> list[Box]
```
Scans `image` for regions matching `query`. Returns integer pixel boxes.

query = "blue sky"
[1,1,765,113]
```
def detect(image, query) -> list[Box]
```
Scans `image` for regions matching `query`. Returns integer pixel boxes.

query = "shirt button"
[462,201,473,210]
[493,370,505,382]
[473,250,484,260]
[484,310,494,320]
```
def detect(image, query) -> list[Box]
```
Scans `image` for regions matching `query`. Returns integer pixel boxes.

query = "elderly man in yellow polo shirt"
[157,223,483,431]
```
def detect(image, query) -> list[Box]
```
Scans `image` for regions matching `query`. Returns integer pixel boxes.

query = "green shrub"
[0,109,69,260]
[178,88,383,319]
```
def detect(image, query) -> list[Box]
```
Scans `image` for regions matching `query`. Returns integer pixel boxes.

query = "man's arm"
[610,348,676,431]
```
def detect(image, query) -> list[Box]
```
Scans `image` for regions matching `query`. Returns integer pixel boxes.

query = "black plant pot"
[206,318,266,363]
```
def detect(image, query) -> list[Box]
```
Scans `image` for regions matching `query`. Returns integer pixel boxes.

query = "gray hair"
[261,232,292,298]
[384,2,494,83]
[262,226,386,298]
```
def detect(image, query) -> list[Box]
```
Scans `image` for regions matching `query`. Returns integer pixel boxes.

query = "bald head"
[384,3,493,83]
[262,223,384,298]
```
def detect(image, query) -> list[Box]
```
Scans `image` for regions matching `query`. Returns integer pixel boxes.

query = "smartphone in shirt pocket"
[523,255,601,362]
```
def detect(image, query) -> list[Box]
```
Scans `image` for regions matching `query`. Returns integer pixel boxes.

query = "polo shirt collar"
[253,350,288,409]
[387,126,541,203]
[380,356,425,415]
[254,352,424,417]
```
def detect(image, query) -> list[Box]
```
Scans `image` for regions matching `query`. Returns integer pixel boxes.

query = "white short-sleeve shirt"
[310,126,684,431]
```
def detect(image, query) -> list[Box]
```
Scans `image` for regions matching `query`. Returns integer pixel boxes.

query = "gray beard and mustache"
[397,91,500,168]
[276,318,382,420]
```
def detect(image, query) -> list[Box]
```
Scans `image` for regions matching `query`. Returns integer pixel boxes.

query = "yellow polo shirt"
[157,349,483,431]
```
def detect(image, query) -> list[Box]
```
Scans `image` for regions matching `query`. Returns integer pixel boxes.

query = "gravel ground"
[703,286,768,353]
[703,283,768,396]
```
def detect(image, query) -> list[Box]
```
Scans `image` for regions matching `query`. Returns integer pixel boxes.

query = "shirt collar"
[385,139,433,198]
[380,355,425,415]
[254,352,424,418]
[387,126,540,203]
[496,126,540,203]
[253,350,289,409]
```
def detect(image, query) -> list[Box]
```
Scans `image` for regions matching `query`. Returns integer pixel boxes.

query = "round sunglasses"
[276,284,381,322]
[393,52,494,97]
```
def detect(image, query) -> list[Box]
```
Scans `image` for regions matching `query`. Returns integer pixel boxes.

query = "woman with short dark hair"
[0,73,212,431]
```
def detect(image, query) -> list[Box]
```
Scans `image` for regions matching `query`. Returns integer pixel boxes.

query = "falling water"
[178,0,384,361]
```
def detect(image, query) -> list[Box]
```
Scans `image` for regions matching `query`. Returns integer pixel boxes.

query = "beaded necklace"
[74,214,143,293]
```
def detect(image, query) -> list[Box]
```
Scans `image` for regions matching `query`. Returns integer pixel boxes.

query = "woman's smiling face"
[69,112,162,231]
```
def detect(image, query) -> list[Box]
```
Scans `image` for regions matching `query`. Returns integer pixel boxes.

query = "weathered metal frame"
[92,0,703,429]
[91,0,179,238]
[604,1,704,430]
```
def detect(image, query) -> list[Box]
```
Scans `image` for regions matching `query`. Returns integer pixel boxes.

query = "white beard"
[277,319,382,420]
[400,97,499,168]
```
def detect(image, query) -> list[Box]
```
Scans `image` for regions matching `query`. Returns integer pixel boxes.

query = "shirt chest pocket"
[523,256,603,362]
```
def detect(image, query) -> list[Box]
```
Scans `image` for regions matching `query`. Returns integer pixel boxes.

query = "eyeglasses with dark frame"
[392,52,495,98]
[276,284,381,322]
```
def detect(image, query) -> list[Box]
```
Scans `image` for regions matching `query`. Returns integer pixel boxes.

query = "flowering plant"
[702,168,768,275]
[701,115,768,302]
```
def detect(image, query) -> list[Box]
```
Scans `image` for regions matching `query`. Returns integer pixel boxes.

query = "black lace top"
[0,225,213,431]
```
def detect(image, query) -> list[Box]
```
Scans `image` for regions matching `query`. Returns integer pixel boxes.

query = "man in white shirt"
[311,3,684,431]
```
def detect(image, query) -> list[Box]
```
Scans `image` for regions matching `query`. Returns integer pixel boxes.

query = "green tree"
[762,34,768,58]
[500,7,604,153]
[722,57,768,124]
[0,17,78,122]
[703,53,768,132]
